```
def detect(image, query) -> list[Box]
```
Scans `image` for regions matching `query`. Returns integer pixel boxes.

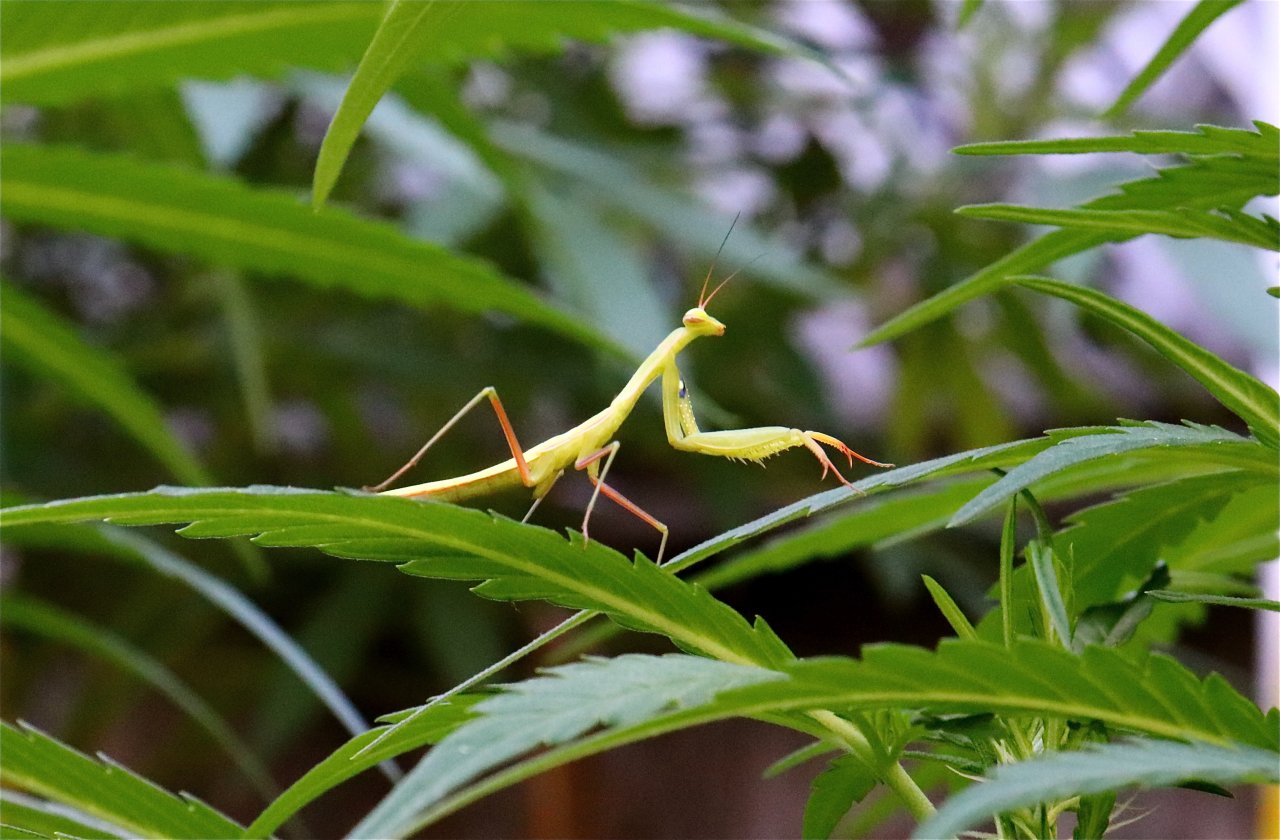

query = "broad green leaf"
[803,754,876,839]
[865,135,1276,346]
[0,593,275,799]
[1105,0,1245,118]
[0,789,124,839]
[959,204,1278,251]
[725,639,1279,750]
[1148,591,1280,611]
[350,654,782,839]
[0,145,606,350]
[313,0,802,206]
[0,283,211,486]
[0,1,380,106]
[1014,277,1280,447]
[244,698,478,839]
[949,422,1272,525]
[0,522,386,779]
[1057,471,1277,607]
[0,720,243,839]
[954,121,1279,159]
[914,738,1278,840]
[0,487,794,668]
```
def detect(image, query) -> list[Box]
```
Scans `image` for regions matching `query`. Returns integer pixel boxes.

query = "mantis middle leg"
[575,442,670,563]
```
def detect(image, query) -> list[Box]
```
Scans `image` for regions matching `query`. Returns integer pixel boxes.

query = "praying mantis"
[367,270,892,563]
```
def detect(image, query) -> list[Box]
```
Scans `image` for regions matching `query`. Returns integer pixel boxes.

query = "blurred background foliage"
[1,0,1274,835]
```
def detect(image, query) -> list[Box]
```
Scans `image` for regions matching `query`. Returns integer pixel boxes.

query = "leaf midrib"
[1,3,374,80]
[98,501,760,667]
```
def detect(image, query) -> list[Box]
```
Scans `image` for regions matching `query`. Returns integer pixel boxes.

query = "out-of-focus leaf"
[0,145,606,350]
[914,738,1278,840]
[525,181,669,358]
[0,521,391,782]
[244,697,478,839]
[1148,591,1280,611]
[1104,0,1245,118]
[866,132,1277,345]
[490,122,846,300]
[0,593,275,798]
[0,721,243,839]
[312,0,805,206]
[1014,277,1280,448]
[954,122,1278,158]
[0,1,380,106]
[0,283,211,486]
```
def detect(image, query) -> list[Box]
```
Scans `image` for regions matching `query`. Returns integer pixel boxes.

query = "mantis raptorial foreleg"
[365,386,533,493]
[575,442,670,563]
[660,364,892,487]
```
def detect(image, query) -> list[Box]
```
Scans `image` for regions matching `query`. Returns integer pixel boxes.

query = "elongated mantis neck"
[607,326,699,416]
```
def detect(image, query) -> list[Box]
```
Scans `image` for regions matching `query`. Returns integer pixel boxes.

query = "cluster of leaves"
[1,1,1276,838]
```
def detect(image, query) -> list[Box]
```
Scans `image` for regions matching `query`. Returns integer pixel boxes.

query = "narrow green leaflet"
[350,654,782,838]
[1,789,124,839]
[0,487,793,668]
[723,639,1279,750]
[1014,277,1280,447]
[0,594,275,799]
[1105,0,1245,118]
[0,721,243,839]
[350,639,1276,837]
[922,575,978,640]
[0,145,606,350]
[244,698,478,839]
[949,422,1272,526]
[313,0,802,206]
[0,283,211,486]
[0,1,380,106]
[954,122,1278,158]
[959,205,1279,251]
[1026,543,1072,646]
[312,0,440,208]
[1148,591,1280,611]
[864,132,1276,346]
[914,738,1279,839]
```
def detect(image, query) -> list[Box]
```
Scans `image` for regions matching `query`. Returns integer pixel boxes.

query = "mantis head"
[682,306,725,336]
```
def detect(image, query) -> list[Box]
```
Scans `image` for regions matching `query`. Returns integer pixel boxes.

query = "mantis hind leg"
[365,386,533,492]
[575,443,670,564]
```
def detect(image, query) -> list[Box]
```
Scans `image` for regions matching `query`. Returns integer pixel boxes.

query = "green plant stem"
[1000,497,1018,647]
[808,709,937,821]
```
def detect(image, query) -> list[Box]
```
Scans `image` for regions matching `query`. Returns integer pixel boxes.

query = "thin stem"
[807,710,936,821]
